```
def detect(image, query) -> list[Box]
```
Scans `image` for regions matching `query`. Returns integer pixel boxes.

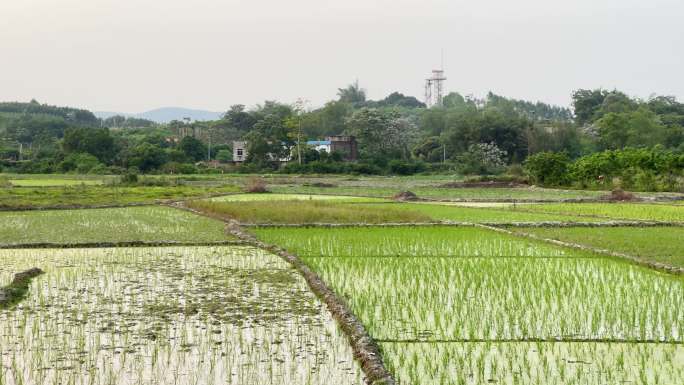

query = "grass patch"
[0,268,44,309]
[0,206,231,245]
[188,200,431,224]
[515,226,684,269]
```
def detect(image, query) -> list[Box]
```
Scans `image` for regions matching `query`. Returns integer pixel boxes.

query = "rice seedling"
[300,256,684,342]
[0,246,363,385]
[0,206,232,245]
[516,226,684,269]
[254,226,596,259]
[255,226,684,384]
[511,203,684,222]
[382,341,684,385]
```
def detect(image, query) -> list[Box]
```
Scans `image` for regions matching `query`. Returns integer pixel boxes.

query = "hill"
[94,107,222,123]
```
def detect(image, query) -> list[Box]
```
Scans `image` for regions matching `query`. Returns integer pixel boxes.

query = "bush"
[523,152,571,186]
[120,168,139,184]
[388,160,427,175]
[244,177,269,193]
[59,153,102,173]
[0,176,12,188]
[216,150,232,163]
[456,143,507,175]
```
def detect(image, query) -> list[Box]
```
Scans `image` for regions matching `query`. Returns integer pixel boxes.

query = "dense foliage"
[1,86,683,191]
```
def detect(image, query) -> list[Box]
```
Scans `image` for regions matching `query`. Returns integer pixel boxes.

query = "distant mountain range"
[94,107,223,123]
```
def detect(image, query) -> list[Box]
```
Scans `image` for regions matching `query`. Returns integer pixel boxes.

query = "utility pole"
[294,98,309,165]
[207,133,212,162]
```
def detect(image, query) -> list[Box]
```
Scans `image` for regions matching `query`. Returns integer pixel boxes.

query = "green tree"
[572,89,609,125]
[179,136,207,161]
[524,152,571,186]
[337,81,366,105]
[62,127,116,163]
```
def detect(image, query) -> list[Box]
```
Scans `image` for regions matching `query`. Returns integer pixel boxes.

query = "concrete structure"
[232,141,248,162]
[306,136,358,161]
[234,136,357,163]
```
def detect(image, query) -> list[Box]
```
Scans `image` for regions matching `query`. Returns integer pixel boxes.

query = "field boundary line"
[477,224,684,275]
[0,240,246,249]
[377,338,684,345]
[167,203,396,385]
[240,220,683,228]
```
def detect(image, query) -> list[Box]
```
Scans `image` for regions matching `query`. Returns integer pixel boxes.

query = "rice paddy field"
[1,175,683,384]
[511,202,684,222]
[254,226,684,384]
[187,199,431,224]
[192,196,600,224]
[0,246,363,385]
[207,193,387,203]
[515,226,684,269]
[0,206,232,245]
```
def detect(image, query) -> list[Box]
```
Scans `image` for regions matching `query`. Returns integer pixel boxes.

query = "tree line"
[0,86,683,190]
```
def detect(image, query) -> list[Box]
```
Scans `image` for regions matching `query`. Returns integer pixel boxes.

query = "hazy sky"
[1,0,682,113]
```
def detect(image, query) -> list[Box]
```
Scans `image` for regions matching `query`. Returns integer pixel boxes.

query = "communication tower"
[425,69,447,108]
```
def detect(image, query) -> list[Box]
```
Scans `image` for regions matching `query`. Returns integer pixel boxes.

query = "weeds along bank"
[0,247,364,385]
[254,226,684,385]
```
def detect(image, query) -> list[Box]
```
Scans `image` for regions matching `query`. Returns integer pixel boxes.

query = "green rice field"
[513,203,684,222]
[0,175,682,384]
[255,226,684,384]
[0,206,231,245]
[516,226,684,268]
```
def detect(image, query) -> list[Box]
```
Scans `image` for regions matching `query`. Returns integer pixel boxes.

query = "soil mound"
[602,188,638,202]
[243,178,269,193]
[393,191,420,201]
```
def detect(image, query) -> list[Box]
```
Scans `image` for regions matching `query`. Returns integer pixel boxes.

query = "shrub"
[456,143,507,175]
[523,152,570,186]
[388,160,427,175]
[0,176,12,188]
[244,177,269,193]
[120,168,139,184]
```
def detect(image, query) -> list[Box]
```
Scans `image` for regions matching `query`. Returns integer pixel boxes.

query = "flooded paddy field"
[255,226,684,384]
[0,246,363,385]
